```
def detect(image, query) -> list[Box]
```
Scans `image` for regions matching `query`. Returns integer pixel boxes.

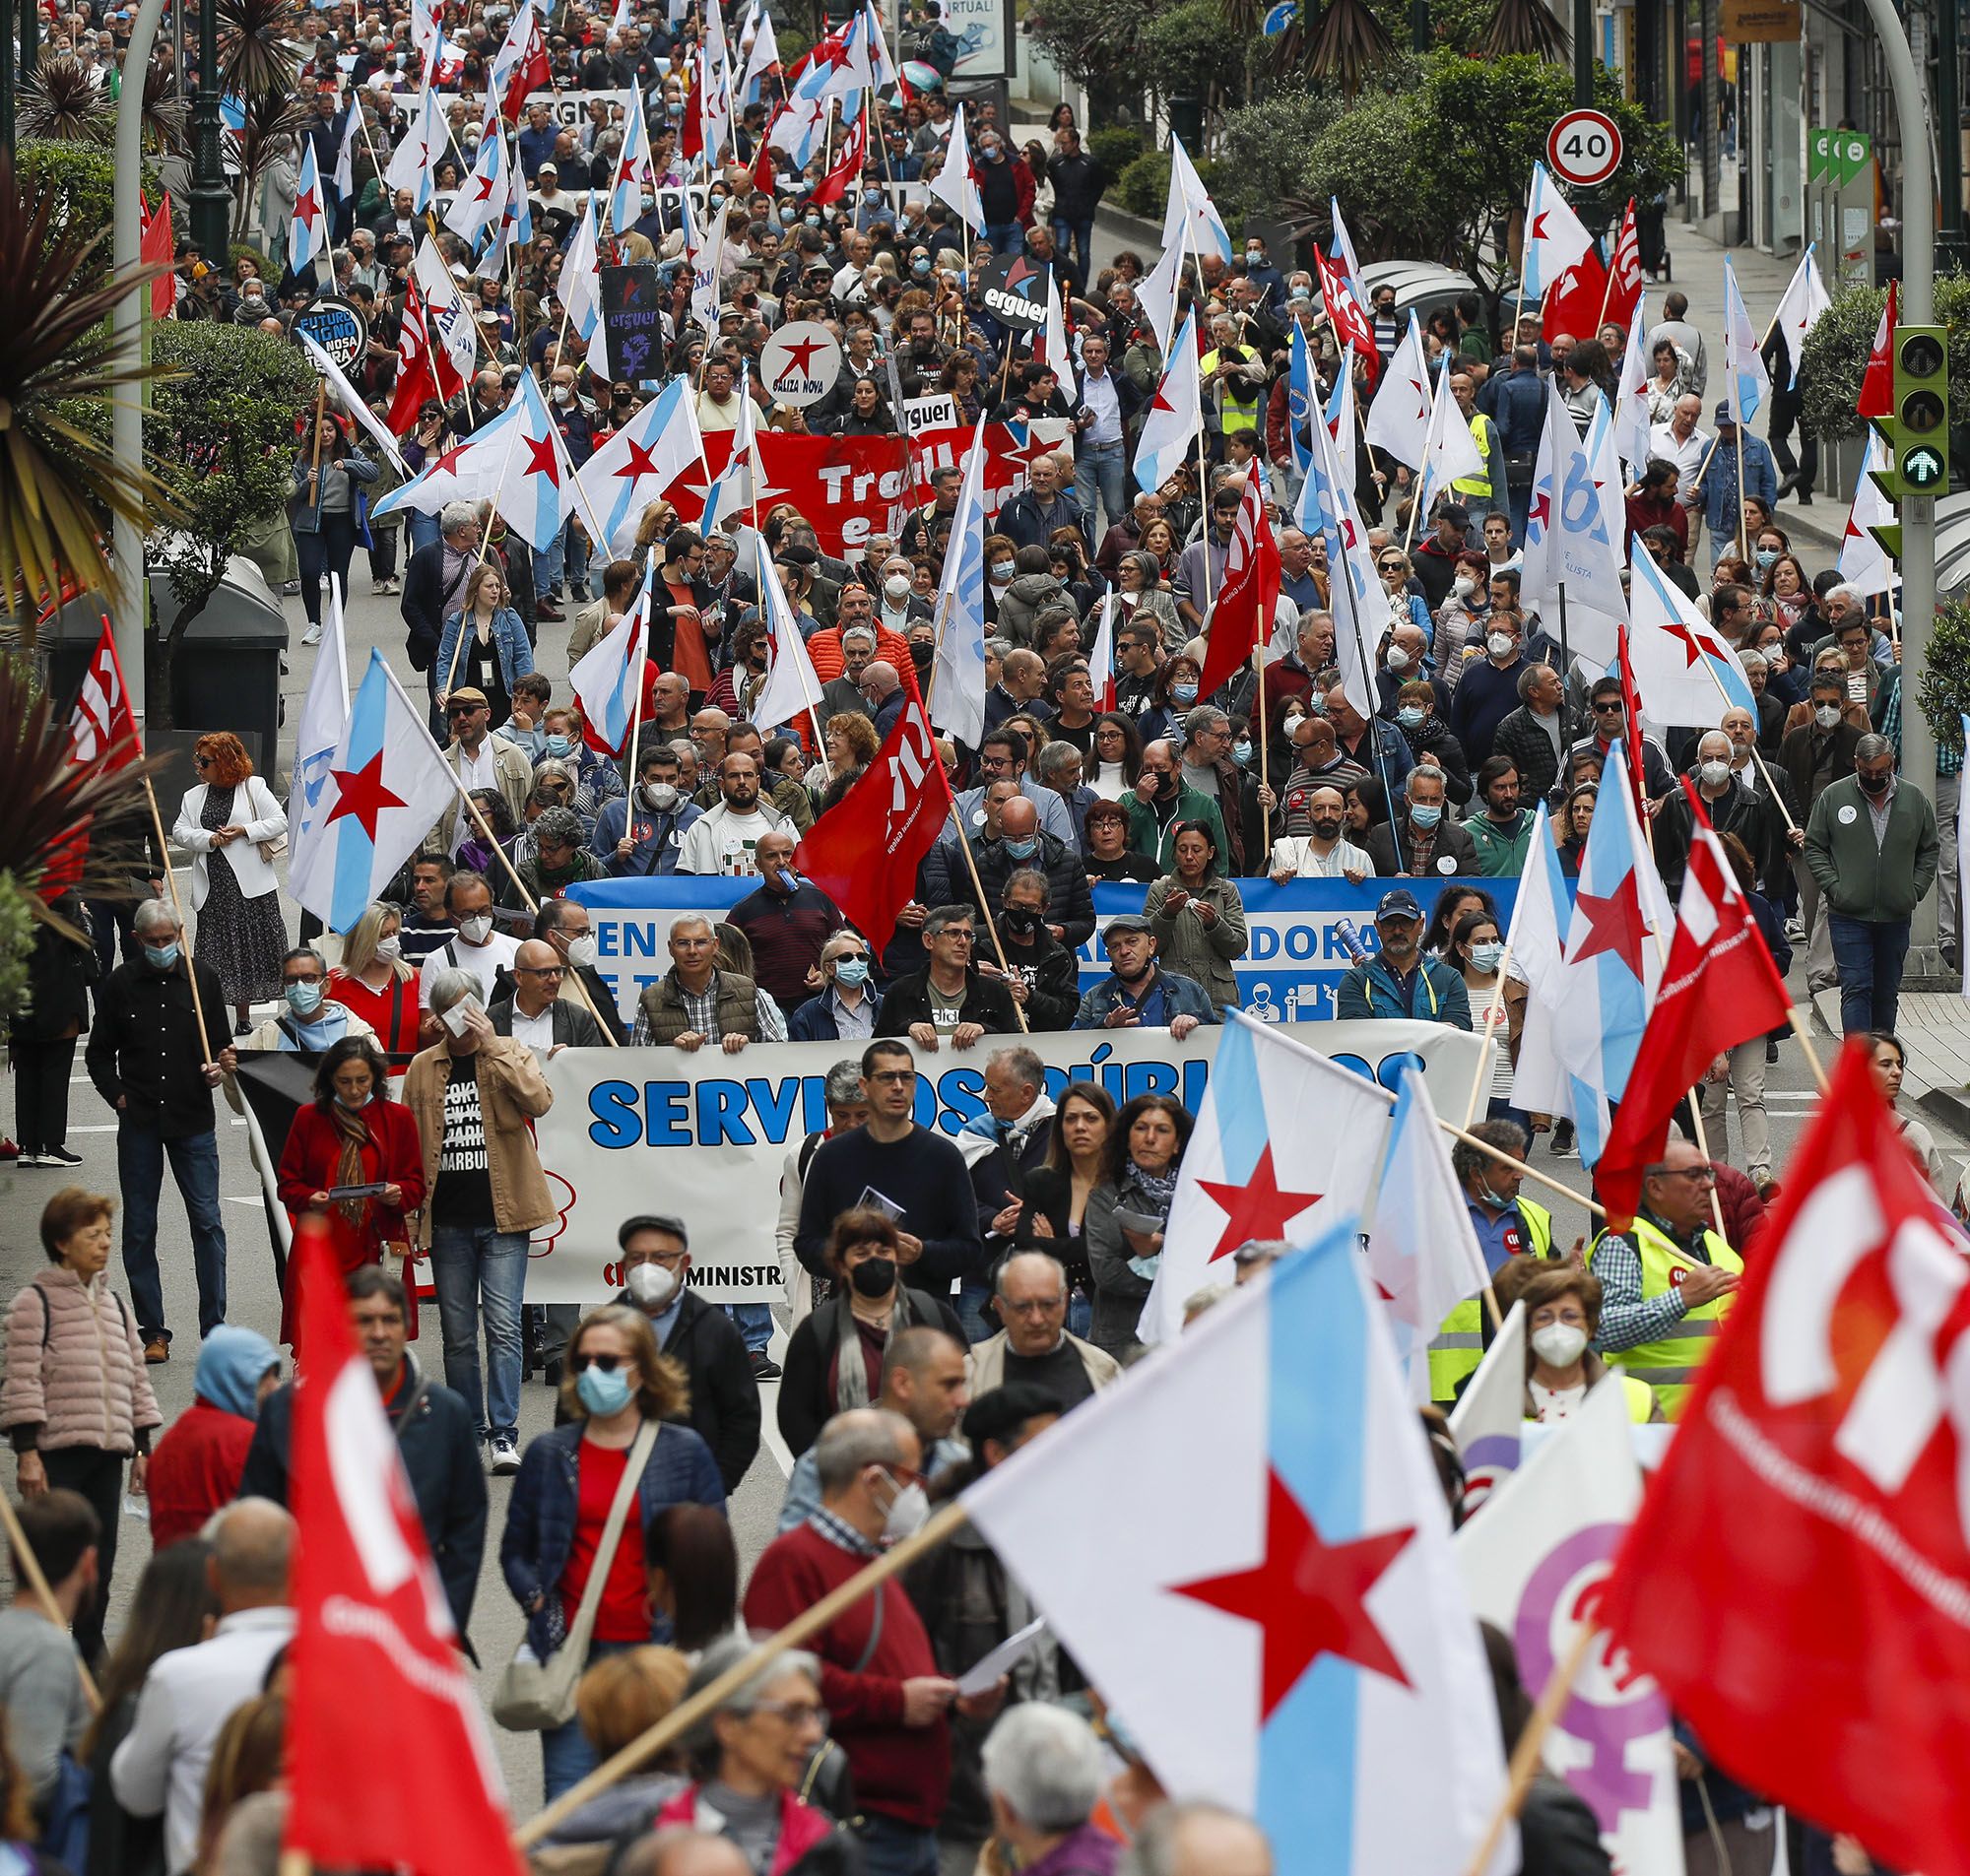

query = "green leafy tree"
[1798,276,1970,441]
[1917,601,1970,753]
[1298,53,1679,323]
[144,323,317,731]
[1214,86,1345,224]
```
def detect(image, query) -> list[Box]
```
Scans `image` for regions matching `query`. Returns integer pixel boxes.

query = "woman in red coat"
[275,1036,426,1343]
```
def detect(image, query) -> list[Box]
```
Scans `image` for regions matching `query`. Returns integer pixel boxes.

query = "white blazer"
[171,775,288,909]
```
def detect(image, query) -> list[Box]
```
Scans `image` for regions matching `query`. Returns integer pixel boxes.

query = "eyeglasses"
[866,1068,915,1085]
[1591,700,1624,715]
[1005,1294,1066,1315]
[193,755,212,768]
[751,1699,827,1728]
[831,951,870,964]
[570,1351,630,1374]
[516,965,565,978]
[1646,1162,1717,1183]
[447,704,484,719]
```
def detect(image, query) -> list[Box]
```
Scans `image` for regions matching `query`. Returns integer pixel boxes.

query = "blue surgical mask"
[1410,802,1443,830]
[1471,940,1504,974]
[1003,835,1039,860]
[1397,705,1425,729]
[805,212,821,227]
[1754,549,1779,568]
[1170,681,1199,705]
[286,982,325,1017]
[143,942,180,970]
[912,256,932,277]
[576,1364,634,1417]
[1232,739,1252,765]
[989,561,1015,584]
[334,1090,372,1110]
[833,956,871,988]
[545,734,571,756]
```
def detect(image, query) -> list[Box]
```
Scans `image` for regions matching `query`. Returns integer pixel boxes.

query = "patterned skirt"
[196,852,289,1005]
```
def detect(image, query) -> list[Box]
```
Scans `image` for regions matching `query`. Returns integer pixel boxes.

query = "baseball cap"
[1375,888,1423,923]
[1714,401,1737,424]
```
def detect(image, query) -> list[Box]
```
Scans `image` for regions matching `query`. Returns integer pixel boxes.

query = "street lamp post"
[188,0,231,261]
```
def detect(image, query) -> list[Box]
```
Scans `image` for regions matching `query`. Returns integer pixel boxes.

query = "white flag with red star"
[1838,430,1895,599]
[1144,1010,1392,1347]
[290,139,329,274]
[1133,311,1201,496]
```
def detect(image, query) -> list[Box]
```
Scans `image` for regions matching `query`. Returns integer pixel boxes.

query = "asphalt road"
[8,425,1965,1819]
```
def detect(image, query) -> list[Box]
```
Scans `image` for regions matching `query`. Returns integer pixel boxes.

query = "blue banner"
[567,875,1519,1023]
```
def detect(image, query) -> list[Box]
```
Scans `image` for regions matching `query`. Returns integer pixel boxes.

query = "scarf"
[831,1287,931,1413]
[329,1099,372,1227]
[1130,1161,1180,1212]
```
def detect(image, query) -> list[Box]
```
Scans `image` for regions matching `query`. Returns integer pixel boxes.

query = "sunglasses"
[571,1351,629,1374]
[1591,700,1624,715]
[447,704,484,718]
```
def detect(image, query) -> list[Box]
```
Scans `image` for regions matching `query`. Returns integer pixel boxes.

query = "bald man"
[489,938,607,1055]
[857,658,905,739]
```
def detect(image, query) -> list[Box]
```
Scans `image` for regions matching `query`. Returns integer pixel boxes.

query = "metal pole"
[1860,0,1937,956]
[19,0,35,81]
[114,0,173,724]
[1573,0,1594,104]
[1,1,16,162]
[189,0,230,260]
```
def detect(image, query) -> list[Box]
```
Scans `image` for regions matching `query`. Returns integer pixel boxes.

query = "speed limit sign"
[1546,109,1623,188]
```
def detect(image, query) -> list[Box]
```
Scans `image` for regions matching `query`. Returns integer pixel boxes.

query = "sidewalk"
[1811,985,1970,1148]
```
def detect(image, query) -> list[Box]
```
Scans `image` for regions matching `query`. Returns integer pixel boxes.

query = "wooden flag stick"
[516,1500,971,1849]
[1463,1619,1602,1876]
[141,776,216,1059]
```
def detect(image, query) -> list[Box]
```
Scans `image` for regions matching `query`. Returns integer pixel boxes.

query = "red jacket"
[653,1785,834,1874]
[743,1521,950,1831]
[147,1400,256,1550]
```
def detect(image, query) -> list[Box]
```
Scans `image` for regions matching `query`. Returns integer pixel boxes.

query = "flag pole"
[0,1491,100,1712]
[1462,1618,1602,1876]
[448,784,622,1045]
[1460,839,1533,1130]
[1181,230,1215,618]
[1511,172,1535,346]
[950,813,1030,1035]
[439,420,529,703]
[516,1500,970,1849]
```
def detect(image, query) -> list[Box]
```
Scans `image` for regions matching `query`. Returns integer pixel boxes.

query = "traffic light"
[1868,323,1950,500]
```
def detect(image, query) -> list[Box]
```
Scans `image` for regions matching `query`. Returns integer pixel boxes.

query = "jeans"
[857,1815,941,1876]
[1050,216,1094,291]
[726,1302,772,1355]
[408,510,442,555]
[984,221,1022,256]
[428,1222,529,1444]
[1074,438,1129,536]
[1507,480,1532,548]
[42,1447,121,1665]
[955,1278,995,1344]
[117,1121,228,1343]
[1827,913,1911,1036]
[295,514,361,625]
[13,1037,76,1155]
[537,516,589,598]
[1938,770,1961,952]
[1067,1288,1091,1340]
[541,1638,639,1800]
[367,522,399,584]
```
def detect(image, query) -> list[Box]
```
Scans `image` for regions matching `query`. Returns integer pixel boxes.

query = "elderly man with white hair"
[979,1703,1118,1876]
[401,498,486,722]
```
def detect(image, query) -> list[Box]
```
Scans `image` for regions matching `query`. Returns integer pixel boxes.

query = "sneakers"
[300,622,322,646]
[19,1148,82,1169]
[750,1350,782,1381]
[1550,1120,1578,1159]
[490,1438,521,1475]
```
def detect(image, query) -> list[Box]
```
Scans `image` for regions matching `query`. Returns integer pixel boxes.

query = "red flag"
[1613,622,1650,825]
[752,122,781,191]
[1597,1036,1970,1876]
[43,618,144,898]
[810,108,867,207]
[284,1216,525,1876]
[1196,473,1280,701]
[1541,244,1609,343]
[795,696,952,944]
[1593,794,1794,1229]
[384,277,444,434]
[1314,244,1378,393]
[139,192,175,319]
[496,10,550,121]
[1603,199,1643,327]
[1858,278,1897,420]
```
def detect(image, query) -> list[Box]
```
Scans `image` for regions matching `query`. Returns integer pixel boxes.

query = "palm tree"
[1477,0,1568,60]
[216,0,306,99]
[1300,0,1394,96]
[139,62,191,157]
[230,90,314,241]
[0,153,176,622]
[17,54,116,145]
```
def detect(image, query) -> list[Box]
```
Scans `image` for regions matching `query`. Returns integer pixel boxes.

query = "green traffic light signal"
[1886,323,1950,497]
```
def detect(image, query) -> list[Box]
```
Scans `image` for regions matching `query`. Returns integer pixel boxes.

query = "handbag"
[492,1420,658,1731]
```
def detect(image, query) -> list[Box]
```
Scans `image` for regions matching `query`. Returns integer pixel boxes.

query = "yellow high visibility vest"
[1427,1197,1552,1403]
[1586,1216,1743,1417]
[1452,411,1494,498]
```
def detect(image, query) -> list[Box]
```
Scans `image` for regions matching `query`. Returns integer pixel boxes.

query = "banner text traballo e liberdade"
[523,1021,1487,1305]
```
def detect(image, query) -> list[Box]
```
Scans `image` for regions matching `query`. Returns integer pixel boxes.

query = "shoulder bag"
[492,1420,658,1730]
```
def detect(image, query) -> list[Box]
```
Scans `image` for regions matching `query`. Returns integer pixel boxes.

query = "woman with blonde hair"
[171,731,288,1034]
[436,561,533,727]
[501,1306,726,1800]
[325,900,421,1052]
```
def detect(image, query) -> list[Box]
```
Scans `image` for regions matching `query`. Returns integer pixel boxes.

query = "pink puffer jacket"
[0,1266,163,1455]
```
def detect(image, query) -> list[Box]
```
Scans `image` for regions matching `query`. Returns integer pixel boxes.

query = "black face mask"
[1858,768,1892,795]
[1002,906,1042,937]
[849,1256,898,1299]
[909,640,936,676]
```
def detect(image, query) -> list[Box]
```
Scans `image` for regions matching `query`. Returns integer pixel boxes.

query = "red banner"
[661,421,1037,555]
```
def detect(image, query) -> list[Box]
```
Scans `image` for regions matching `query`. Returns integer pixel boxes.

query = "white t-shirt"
[509,1003,558,1061]
[418,931,522,1007]
[676,805,782,876]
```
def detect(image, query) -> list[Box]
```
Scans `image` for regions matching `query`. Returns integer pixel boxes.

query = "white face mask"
[1698,759,1732,789]
[625,1261,680,1310]
[880,1473,930,1545]
[1384,645,1411,671]
[884,573,911,601]
[457,914,492,944]
[374,935,402,960]
[1487,632,1515,659]
[564,934,599,970]
[1453,574,1478,597]
[1531,1322,1590,1369]
[1814,704,1842,730]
